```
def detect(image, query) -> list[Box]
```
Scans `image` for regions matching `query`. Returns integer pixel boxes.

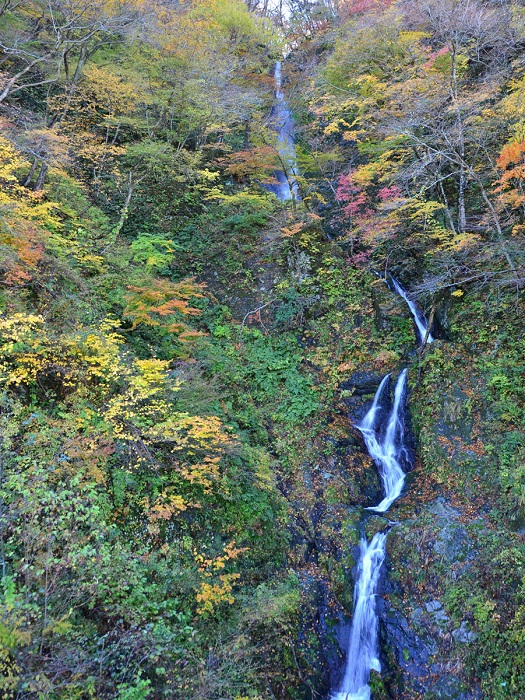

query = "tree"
[0,0,145,106]
[401,0,517,233]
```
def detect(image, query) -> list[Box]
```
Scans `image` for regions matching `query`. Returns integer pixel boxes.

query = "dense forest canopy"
[1,0,525,699]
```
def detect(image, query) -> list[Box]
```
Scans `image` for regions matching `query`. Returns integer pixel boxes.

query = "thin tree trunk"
[34,162,49,191]
[54,46,88,127]
[458,170,467,232]
[439,180,456,234]
[450,45,467,233]
[475,177,516,273]
[112,172,134,240]
[24,156,40,187]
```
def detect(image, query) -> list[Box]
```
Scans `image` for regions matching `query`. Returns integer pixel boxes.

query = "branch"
[239,300,276,337]
[0,54,52,103]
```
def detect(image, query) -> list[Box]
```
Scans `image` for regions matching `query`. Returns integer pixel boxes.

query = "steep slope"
[1,1,525,699]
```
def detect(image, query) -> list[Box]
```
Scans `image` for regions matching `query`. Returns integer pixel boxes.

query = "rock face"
[323,416,385,507]
[381,498,483,699]
[280,408,388,695]
[432,293,454,341]
[370,279,409,336]
[341,371,386,397]
[299,573,344,695]
[380,600,438,693]
[340,371,388,432]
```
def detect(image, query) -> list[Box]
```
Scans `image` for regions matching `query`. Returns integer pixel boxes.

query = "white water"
[332,533,387,700]
[329,232,436,700]
[332,369,412,699]
[360,369,409,513]
[270,61,299,201]
[391,277,434,345]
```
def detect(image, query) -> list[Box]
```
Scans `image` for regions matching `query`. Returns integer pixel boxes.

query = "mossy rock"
[365,514,391,539]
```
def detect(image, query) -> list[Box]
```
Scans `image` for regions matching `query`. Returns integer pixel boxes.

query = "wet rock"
[452,621,477,643]
[433,295,454,341]
[355,454,384,506]
[428,498,460,519]
[430,386,492,481]
[372,284,390,332]
[335,434,361,449]
[381,597,480,698]
[383,498,483,698]
[370,278,408,336]
[425,600,449,624]
[365,515,392,539]
[298,573,341,695]
[410,606,423,623]
[380,602,437,689]
[369,669,390,699]
[331,619,351,691]
[429,499,475,565]
[341,371,384,397]
[426,676,482,699]
[322,439,383,506]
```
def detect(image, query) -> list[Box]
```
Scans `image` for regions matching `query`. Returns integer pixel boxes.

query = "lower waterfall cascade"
[331,279,430,700]
[331,533,387,700]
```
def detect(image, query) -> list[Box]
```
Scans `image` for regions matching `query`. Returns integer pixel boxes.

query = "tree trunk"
[34,161,49,191]
[458,170,467,232]
[450,45,467,233]
[24,156,40,187]
[112,172,135,240]
[439,180,456,234]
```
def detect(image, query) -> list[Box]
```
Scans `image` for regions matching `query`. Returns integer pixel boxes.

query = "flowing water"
[390,277,434,345]
[269,61,299,201]
[332,279,432,699]
[265,60,431,698]
[331,533,387,700]
[359,369,410,514]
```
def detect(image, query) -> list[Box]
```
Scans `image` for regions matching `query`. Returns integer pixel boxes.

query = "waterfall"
[332,277,434,698]
[269,61,299,201]
[359,369,410,514]
[332,533,387,700]
[332,370,410,699]
[390,276,434,345]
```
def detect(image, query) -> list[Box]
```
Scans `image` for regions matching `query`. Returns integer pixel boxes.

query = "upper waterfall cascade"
[270,61,299,201]
[332,281,433,700]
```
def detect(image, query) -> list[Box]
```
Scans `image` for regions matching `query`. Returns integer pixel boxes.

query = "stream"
[332,284,431,700]
[269,61,299,201]
[389,276,434,345]
[271,65,433,699]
